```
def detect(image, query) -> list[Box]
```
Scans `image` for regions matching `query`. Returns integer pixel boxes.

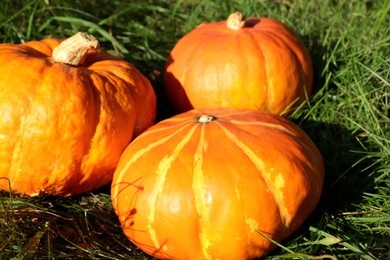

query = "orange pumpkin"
[111,107,324,259]
[0,32,156,196]
[164,12,313,115]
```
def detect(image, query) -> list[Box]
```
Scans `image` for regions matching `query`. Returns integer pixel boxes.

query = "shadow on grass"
[0,190,151,259]
[302,121,377,214]
[266,119,381,259]
[304,32,380,212]
[266,33,384,258]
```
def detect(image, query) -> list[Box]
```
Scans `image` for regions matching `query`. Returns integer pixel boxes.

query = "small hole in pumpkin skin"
[129,208,137,215]
[245,18,260,28]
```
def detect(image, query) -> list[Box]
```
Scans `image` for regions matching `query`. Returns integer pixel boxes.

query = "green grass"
[0,0,389,259]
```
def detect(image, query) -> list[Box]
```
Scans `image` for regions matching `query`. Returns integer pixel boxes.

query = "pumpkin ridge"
[228,117,324,202]
[280,133,324,194]
[184,32,233,106]
[146,123,200,250]
[216,122,291,228]
[3,44,50,59]
[112,122,193,198]
[233,116,323,182]
[192,123,212,260]
[174,30,215,89]
[192,32,222,95]
[270,31,310,110]
[41,64,100,194]
[231,31,252,108]
[230,118,321,164]
[245,31,273,112]
[9,61,56,194]
[229,119,294,135]
[82,63,153,138]
[135,118,190,139]
[271,27,313,101]
[78,71,104,183]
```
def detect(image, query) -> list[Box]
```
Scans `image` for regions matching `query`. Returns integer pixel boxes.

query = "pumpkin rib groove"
[192,33,228,101]
[270,28,313,99]
[112,122,194,195]
[234,31,258,109]
[271,32,309,109]
[223,116,324,224]
[234,115,323,189]
[192,123,212,260]
[177,32,215,96]
[267,31,303,113]
[229,117,323,171]
[215,34,241,108]
[9,61,59,194]
[216,121,290,227]
[229,119,294,136]
[250,30,297,114]
[227,118,323,183]
[79,71,104,181]
[272,28,312,70]
[41,65,95,193]
[146,124,200,251]
[244,31,272,112]
[132,117,190,140]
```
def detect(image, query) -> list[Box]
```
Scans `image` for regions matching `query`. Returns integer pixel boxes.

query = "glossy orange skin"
[164,17,313,115]
[0,38,156,196]
[111,107,324,259]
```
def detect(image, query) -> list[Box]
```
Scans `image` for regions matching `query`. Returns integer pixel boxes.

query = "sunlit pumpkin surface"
[0,35,156,196]
[112,107,324,259]
[164,13,313,116]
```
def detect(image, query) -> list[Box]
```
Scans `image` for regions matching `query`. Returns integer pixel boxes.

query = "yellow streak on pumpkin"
[192,124,212,260]
[147,124,199,250]
[231,118,318,163]
[235,188,241,200]
[113,123,190,197]
[230,119,294,135]
[218,123,292,227]
[112,122,193,250]
[245,218,259,233]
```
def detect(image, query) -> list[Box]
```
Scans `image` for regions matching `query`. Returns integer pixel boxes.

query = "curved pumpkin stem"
[227,12,246,30]
[52,32,99,66]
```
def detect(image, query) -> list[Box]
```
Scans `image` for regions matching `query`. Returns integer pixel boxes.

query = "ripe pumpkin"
[164,12,313,115]
[0,32,156,196]
[111,107,324,259]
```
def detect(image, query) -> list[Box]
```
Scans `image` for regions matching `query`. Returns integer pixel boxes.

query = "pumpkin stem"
[227,12,246,30]
[52,32,99,66]
[197,115,217,123]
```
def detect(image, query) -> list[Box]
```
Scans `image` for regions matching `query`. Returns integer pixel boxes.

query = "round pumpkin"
[111,107,324,259]
[0,32,156,196]
[164,12,313,115]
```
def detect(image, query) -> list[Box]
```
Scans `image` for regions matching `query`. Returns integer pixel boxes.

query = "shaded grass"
[0,0,389,259]
[1,188,149,259]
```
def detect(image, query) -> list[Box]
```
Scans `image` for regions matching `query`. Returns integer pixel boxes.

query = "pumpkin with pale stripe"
[111,107,324,259]
[164,12,313,115]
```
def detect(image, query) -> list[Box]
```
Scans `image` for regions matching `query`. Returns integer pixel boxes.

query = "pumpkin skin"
[0,33,156,196]
[164,12,313,115]
[111,107,324,259]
